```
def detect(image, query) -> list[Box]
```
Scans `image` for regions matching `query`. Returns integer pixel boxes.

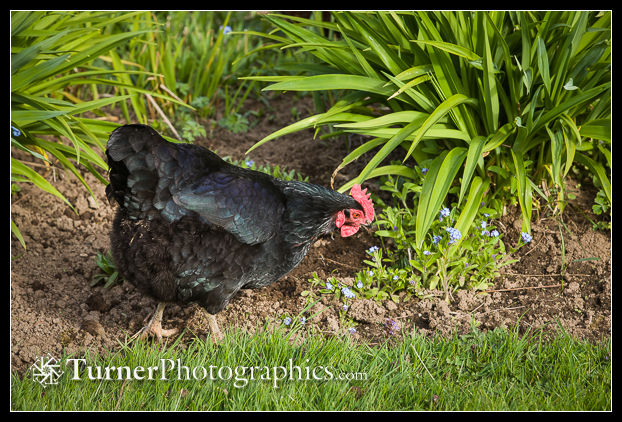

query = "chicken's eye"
[352,210,362,219]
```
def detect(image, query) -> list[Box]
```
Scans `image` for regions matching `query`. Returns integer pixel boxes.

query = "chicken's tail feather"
[105,124,165,214]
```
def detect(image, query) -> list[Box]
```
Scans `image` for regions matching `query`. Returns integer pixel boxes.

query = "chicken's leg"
[132,302,178,341]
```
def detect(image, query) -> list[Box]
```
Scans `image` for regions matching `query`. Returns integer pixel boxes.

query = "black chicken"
[106,124,374,341]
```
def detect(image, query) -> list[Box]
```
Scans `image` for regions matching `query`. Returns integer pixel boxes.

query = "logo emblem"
[30,354,64,387]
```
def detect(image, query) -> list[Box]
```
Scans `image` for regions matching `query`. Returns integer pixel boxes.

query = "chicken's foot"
[132,302,178,342]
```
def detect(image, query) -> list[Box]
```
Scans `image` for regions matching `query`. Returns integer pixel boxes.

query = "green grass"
[11,323,610,411]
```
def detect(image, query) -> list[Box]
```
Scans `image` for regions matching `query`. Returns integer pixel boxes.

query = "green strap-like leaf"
[545,124,563,190]
[353,118,423,186]
[11,158,75,212]
[574,152,611,203]
[246,93,368,154]
[579,118,611,142]
[11,95,132,126]
[536,36,551,96]
[403,93,477,162]
[11,220,26,249]
[483,122,516,152]
[459,136,487,204]
[340,127,471,143]
[261,74,393,97]
[333,137,385,188]
[531,83,610,135]
[11,29,70,75]
[415,148,467,248]
[342,12,406,75]
[480,15,499,133]
[339,165,417,193]
[410,39,481,61]
[336,111,431,130]
[449,176,491,254]
[510,149,533,234]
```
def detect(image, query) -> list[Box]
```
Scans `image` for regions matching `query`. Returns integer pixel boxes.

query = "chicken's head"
[335,184,375,237]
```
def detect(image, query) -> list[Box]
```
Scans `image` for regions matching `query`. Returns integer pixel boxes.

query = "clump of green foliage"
[247,11,611,246]
[10,11,188,247]
[306,170,534,311]
[108,11,290,138]
[11,11,152,246]
[370,172,528,299]
[91,251,119,288]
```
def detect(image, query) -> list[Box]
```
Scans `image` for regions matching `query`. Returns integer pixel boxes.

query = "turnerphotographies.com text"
[65,358,367,388]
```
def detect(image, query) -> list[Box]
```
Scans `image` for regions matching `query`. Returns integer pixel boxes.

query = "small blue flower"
[325,281,333,290]
[11,126,21,137]
[342,305,349,311]
[393,275,399,281]
[368,270,374,277]
[480,221,487,229]
[220,25,232,35]
[481,230,490,236]
[356,281,363,289]
[483,213,490,218]
[393,226,399,232]
[244,159,254,167]
[521,232,532,243]
[439,207,450,220]
[299,317,306,324]
[284,317,292,326]
[423,250,431,256]
[341,287,356,299]
[445,227,462,244]
[385,318,400,335]
[367,246,379,254]
[432,235,442,245]
[348,327,356,334]
[421,167,428,175]
[409,279,415,285]
[490,229,499,237]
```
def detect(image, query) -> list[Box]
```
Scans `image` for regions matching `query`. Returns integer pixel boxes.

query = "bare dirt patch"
[11,93,611,375]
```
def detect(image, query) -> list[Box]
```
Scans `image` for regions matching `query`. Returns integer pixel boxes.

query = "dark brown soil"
[10,93,611,375]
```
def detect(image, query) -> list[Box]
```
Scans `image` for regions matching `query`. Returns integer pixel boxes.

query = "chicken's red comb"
[350,184,375,223]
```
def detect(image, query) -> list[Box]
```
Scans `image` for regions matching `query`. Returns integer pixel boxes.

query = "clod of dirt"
[85,291,112,312]
[349,300,386,324]
[80,318,105,337]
